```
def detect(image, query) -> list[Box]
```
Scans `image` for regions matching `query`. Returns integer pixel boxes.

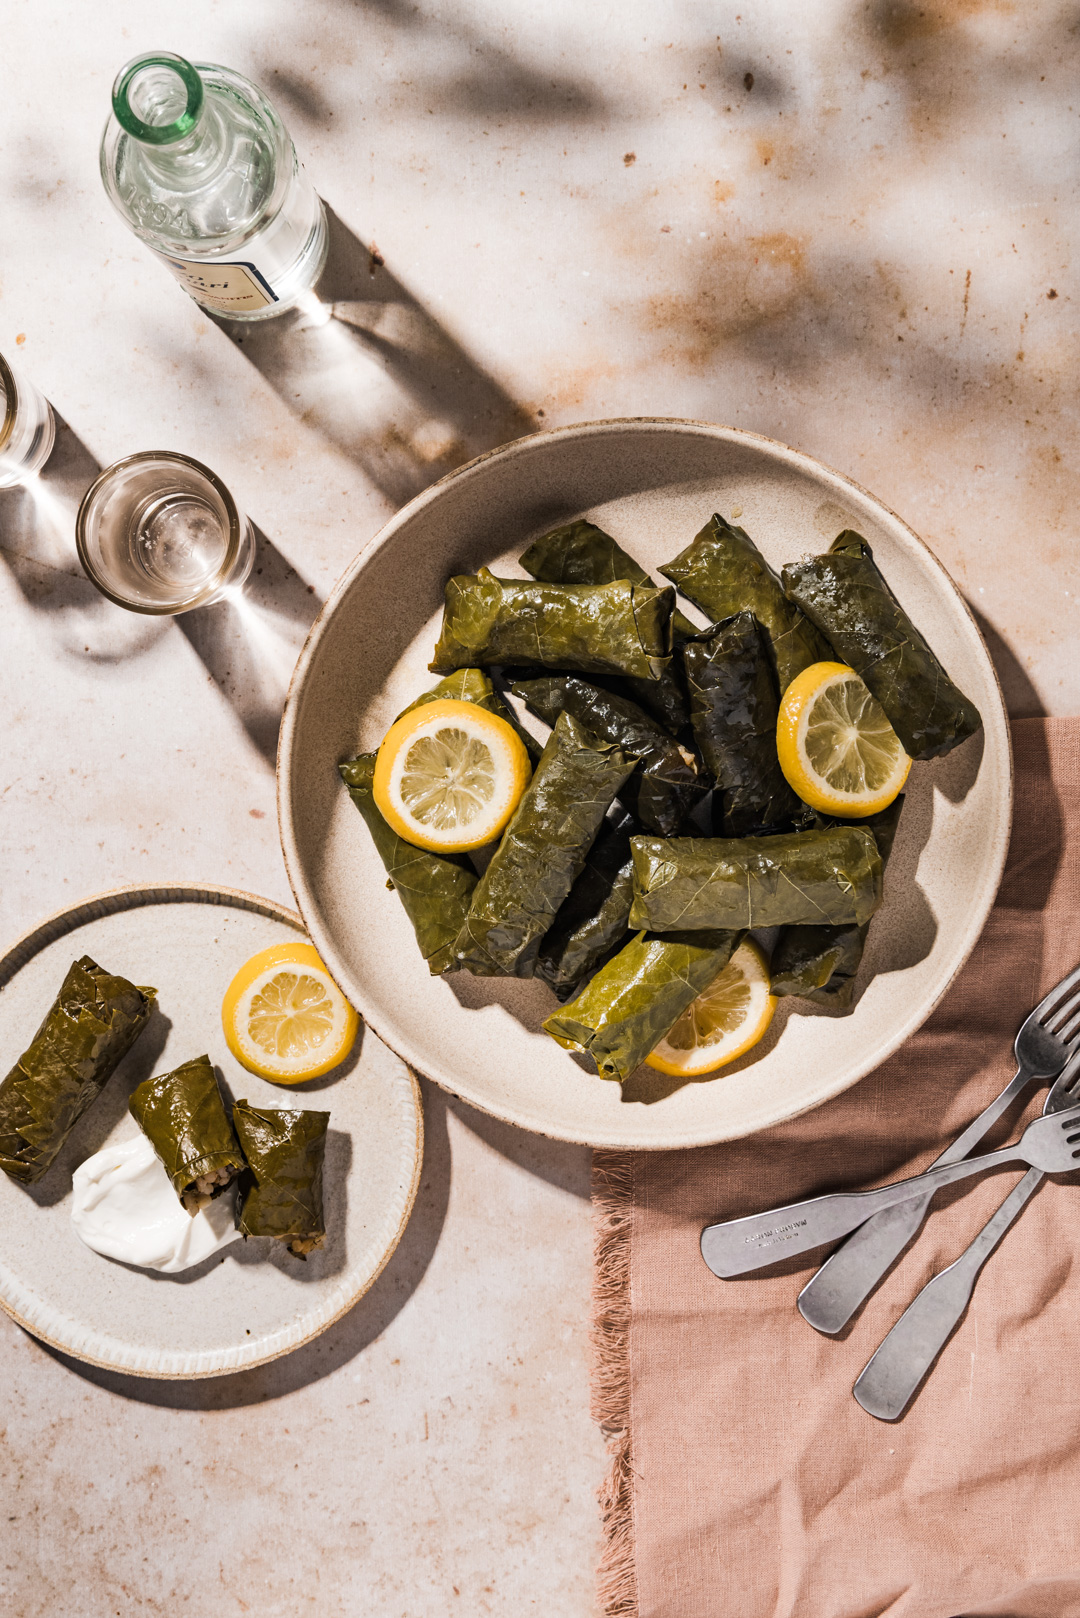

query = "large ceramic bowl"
[279,420,1011,1149]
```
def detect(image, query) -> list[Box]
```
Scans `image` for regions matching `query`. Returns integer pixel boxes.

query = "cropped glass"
[0,353,56,488]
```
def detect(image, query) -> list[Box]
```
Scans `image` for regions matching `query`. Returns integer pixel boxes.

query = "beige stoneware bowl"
[279,419,1011,1149]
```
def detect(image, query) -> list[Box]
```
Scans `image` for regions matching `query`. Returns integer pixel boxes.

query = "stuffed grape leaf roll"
[339,754,478,975]
[512,675,704,836]
[781,532,982,760]
[518,520,697,636]
[534,810,637,1001]
[682,612,807,836]
[519,519,693,732]
[517,520,659,598]
[455,711,636,977]
[661,514,831,695]
[129,1054,245,1212]
[233,1100,328,1257]
[0,956,156,1185]
[544,928,743,1081]
[430,568,674,683]
[629,826,883,932]
[770,796,905,1007]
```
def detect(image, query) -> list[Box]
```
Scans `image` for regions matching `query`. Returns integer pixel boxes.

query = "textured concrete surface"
[0,0,1076,1612]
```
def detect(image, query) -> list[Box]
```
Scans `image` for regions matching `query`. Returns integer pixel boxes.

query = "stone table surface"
[0,2,1076,1614]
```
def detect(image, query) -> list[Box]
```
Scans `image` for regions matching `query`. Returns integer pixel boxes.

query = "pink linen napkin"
[592,718,1080,1618]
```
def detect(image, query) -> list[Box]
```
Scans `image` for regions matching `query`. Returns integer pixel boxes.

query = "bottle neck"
[112,52,206,148]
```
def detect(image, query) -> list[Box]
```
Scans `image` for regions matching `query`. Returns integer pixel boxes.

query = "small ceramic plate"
[0,884,422,1377]
[279,419,1011,1149]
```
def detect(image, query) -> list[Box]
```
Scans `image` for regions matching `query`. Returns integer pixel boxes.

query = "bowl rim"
[277,416,1013,1148]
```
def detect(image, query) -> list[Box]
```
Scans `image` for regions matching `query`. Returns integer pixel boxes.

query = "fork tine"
[1052,1013,1080,1045]
[1046,987,1080,1035]
[1035,963,1080,1025]
[1040,960,1080,1007]
[1044,984,1080,1033]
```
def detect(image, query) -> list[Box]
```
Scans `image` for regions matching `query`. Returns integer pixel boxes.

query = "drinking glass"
[75,451,255,614]
[0,352,56,488]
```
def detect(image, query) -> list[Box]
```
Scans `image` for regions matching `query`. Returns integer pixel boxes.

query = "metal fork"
[852,1044,1080,1419]
[797,962,1080,1334]
[700,1103,1080,1278]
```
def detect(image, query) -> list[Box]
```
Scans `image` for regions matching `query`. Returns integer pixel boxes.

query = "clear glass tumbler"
[0,352,56,488]
[76,450,255,614]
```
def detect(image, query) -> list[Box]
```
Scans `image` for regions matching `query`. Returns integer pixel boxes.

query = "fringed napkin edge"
[592,1150,638,1618]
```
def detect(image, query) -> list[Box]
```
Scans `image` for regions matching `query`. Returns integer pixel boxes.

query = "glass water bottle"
[100,51,328,320]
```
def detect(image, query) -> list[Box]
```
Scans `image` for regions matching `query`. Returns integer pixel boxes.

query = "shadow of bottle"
[212,205,538,506]
[174,524,325,766]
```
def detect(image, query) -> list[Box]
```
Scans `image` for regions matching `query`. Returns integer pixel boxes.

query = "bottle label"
[160,255,279,314]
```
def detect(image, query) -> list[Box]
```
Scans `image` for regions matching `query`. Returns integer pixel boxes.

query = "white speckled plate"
[279,419,1011,1149]
[0,885,422,1377]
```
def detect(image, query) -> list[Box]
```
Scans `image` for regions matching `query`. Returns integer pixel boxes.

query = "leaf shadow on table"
[174,525,324,766]
[0,413,168,663]
[264,0,606,131]
[36,1075,452,1409]
[212,205,537,509]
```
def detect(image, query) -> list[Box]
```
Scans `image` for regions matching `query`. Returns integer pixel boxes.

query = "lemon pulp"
[400,727,495,830]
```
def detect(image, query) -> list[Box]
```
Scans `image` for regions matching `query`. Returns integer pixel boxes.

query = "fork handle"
[798,1066,1032,1333]
[797,1192,935,1333]
[701,1146,1020,1278]
[939,1065,1032,1162]
[852,1169,1044,1420]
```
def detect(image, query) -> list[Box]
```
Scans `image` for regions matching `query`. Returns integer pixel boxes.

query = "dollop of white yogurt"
[71,1134,240,1274]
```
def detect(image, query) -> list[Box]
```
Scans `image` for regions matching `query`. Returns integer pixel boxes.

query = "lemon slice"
[645,938,775,1077]
[222,942,359,1084]
[776,661,911,818]
[373,697,532,852]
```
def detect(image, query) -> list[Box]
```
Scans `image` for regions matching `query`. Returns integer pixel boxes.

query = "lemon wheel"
[222,942,359,1084]
[776,661,910,818]
[645,938,775,1077]
[373,698,532,853]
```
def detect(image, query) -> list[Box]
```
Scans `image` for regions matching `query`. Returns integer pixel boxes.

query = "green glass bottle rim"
[112,51,204,145]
